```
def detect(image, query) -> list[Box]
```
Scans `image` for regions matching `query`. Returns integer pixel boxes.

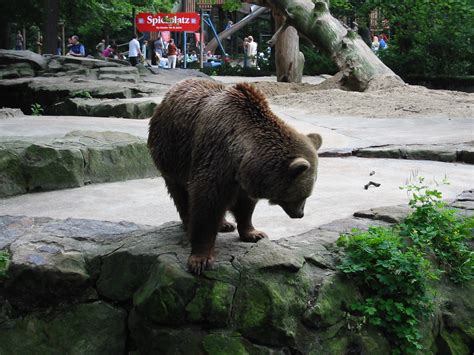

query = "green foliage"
[400,176,474,283]
[371,0,474,76]
[30,103,44,116]
[0,250,10,278]
[338,227,434,353]
[222,0,242,12]
[72,90,93,99]
[338,176,473,353]
[301,45,339,75]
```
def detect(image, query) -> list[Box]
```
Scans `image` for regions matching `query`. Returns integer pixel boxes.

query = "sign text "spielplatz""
[136,12,200,32]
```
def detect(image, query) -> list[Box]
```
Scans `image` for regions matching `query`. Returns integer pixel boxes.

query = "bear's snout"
[280,200,306,219]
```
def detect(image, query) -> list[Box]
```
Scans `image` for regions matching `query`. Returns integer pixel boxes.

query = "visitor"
[243,37,249,68]
[371,36,379,52]
[128,34,142,66]
[95,39,106,55]
[154,34,165,63]
[186,50,198,63]
[15,31,23,50]
[378,34,387,50]
[67,35,85,57]
[225,20,234,54]
[56,36,62,55]
[102,44,117,58]
[167,38,177,69]
[142,39,148,63]
[247,36,258,67]
[37,34,43,54]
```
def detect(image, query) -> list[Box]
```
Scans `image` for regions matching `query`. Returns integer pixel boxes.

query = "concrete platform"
[1,157,472,239]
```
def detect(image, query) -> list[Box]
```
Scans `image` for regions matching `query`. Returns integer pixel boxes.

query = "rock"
[0,302,126,355]
[0,147,27,197]
[0,77,138,114]
[53,97,161,118]
[98,66,139,76]
[404,145,457,162]
[0,192,473,354]
[457,189,474,201]
[54,55,121,69]
[0,63,35,79]
[458,148,474,164]
[354,146,402,159]
[0,108,24,119]
[23,143,85,191]
[354,143,473,164]
[302,274,360,328]
[98,73,138,83]
[0,50,47,71]
[0,131,157,197]
[353,205,411,223]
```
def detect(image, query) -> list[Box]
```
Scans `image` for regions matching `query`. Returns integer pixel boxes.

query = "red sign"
[136,12,200,32]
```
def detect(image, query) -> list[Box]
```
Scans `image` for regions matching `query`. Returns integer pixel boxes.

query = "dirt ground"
[251,81,474,119]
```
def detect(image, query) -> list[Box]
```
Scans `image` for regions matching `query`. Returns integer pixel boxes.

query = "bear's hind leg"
[231,191,268,243]
[164,178,189,229]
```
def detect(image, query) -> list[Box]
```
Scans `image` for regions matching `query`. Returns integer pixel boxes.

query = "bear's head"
[268,133,322,218]
[240,132,322,219]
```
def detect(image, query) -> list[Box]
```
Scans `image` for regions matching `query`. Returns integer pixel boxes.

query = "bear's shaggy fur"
[148,79,322,274]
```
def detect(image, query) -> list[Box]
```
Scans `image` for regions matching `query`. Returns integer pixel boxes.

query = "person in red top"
[167,39,177,69]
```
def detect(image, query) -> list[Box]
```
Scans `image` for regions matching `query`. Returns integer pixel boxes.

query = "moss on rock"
[0,302,126,354]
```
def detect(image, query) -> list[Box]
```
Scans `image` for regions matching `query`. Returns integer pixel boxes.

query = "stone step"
[353,143,474,164]
[52,96,162,119]
[0,131,157,198]
[97,74,138,83]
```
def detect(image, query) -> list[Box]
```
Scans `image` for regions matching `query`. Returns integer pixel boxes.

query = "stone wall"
[0,192,472,354]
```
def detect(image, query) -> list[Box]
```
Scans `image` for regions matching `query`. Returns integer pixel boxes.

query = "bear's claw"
[188,254,214,275]
[240,229,268,243]
[219,220,236,233]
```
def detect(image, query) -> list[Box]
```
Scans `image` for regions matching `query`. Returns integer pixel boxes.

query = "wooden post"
[200,8,204,69]
[22,27,26,50]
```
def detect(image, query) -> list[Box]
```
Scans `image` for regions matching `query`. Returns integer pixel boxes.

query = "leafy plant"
[400,176,474,283]
[30,103,44,116]
[72,90,93,99]
[338,227,434,353]
[0,250,10,279]
[338,176,473,352]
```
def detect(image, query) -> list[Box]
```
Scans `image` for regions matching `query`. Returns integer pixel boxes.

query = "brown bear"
[148,78,322,274]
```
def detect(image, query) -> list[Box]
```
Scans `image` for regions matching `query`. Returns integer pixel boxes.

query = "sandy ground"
[215,76,474,119]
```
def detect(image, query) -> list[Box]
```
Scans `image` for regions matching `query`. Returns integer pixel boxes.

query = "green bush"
[375,0,474,77]
[338,177,473,353]
[300,45,339,76]
[338,227,434,353]
[400,177,474,283]
[30,103,44,116]
[0,250,10,278]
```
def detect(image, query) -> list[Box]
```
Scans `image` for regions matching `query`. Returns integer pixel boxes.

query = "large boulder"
[0,131,157,197]
[52,97,161,118]
[0,191,472,354]
[0,50,47,71]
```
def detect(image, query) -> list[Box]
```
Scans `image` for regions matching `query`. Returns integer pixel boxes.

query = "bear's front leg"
[187,178,229,275]
[232,190,268,243]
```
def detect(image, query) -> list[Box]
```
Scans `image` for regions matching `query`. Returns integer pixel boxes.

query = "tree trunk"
[274,12,304,83]
[245,0,403,91]
[42,0,59,55]
[204,6,269,54]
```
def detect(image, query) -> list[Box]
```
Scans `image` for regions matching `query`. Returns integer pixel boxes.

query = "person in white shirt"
[247,36,258,67]
[128,34,142,66]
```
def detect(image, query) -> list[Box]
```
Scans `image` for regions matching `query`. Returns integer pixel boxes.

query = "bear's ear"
[289,157,310,176]
[307,133,323,150]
